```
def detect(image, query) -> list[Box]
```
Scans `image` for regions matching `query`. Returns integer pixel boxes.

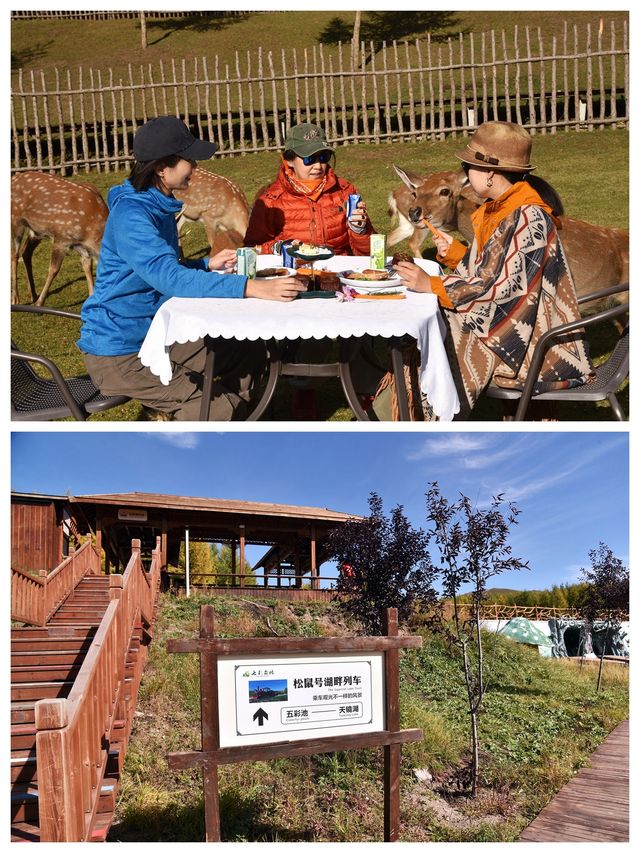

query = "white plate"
[254,268,298,281]
[338,273,401,288]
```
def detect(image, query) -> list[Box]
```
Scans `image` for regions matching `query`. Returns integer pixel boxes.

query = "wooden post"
[35,698,83,841]
[310,525,318,590]
[239,524,246,589]
[384,608,400,842]
[200,605,221,841]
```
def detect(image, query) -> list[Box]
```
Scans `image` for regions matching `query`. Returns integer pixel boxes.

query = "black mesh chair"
[11,305,130,421]
[485,283,629,421]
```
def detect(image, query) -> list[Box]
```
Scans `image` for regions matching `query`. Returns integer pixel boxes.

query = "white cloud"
[407,434,494,460]
[153,432,201,450]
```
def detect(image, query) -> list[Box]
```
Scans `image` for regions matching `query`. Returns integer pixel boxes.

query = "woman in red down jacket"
[243,122,373,255]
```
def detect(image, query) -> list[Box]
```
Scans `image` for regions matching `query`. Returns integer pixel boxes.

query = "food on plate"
[344,269,391,282]
[296,267,342,291]
[255,267,291,278]
[391,251,415,265]
[289,241,330,256]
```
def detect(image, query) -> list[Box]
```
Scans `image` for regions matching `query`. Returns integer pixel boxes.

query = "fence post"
[35,698,84,841]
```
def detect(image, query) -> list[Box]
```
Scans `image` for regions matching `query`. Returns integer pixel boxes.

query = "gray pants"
[84,338,266,421]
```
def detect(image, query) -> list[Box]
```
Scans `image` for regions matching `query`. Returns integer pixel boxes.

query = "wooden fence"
[35,537,162,842]
[11,19,628,175]
[11,10,252,21]
[11,540,101,626]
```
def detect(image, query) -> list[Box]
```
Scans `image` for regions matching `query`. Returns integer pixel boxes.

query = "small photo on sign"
[248,679,288,703]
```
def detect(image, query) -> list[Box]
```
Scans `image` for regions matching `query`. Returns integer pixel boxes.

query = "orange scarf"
[471,181,561,253]
[281,156,327,201]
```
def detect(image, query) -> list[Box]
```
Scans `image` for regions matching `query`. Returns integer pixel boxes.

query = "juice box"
[369,234,386,270]
[236,246,257,278]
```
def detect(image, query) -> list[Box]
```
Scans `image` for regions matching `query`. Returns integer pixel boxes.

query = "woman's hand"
[348,200,368,231]
[393,261,433,293]
[245,276,308,302]
[433,230,454,257]
[208,248,238,271]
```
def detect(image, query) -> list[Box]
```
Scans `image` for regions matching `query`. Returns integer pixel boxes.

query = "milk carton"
[236,247,257,278]
[369,234,387,270]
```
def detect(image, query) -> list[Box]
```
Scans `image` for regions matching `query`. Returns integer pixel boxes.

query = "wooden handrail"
[11,540,100,625]
[34,537,162,842]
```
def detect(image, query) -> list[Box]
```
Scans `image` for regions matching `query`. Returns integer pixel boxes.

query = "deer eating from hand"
[388,165,629,306]
[11,171,108,306]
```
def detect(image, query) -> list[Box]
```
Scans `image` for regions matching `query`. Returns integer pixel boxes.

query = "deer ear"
[456,168,470,189]
[393,165,425,192]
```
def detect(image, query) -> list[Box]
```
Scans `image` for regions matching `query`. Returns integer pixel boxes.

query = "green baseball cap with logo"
[283,123,334,158]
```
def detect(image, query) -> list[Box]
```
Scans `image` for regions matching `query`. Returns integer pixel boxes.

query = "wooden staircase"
[10,539,161,842]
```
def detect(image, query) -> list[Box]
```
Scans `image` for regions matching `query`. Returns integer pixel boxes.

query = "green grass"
[12,11,628,82]
[109,592,628,842]
[11,128,628,421]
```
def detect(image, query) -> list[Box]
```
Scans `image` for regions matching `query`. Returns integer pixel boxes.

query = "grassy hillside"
[11,11,628,81]
[109,593,628,842]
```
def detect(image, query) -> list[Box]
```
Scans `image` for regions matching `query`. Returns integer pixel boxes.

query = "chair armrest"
[11,350,87,421]
[577,282,629,307]
[514,300,629,420]
[11,304,81,321]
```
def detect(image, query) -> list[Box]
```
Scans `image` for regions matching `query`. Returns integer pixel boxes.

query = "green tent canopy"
[499,617,553,647]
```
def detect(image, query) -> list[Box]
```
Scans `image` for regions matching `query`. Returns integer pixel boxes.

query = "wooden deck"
[519,719,629,842]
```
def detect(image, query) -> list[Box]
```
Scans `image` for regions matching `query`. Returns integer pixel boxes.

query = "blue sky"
[11,429,628,593]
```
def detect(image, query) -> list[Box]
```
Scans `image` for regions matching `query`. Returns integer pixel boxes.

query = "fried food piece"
[391,252,415,265]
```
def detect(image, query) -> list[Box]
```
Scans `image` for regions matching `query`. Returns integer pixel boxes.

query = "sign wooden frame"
[167,606,423,842]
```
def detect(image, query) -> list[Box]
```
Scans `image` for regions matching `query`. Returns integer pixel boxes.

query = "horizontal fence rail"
[11,19,628,175]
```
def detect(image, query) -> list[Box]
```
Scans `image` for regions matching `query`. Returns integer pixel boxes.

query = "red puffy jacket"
[243,164,373,255]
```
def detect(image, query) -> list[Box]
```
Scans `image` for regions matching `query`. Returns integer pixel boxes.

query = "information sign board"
[218,653,385,747]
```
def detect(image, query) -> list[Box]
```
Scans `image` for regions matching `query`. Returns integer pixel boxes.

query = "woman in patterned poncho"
[389,120,595,419]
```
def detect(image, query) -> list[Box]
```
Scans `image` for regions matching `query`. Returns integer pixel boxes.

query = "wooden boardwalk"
[519,720,629,842]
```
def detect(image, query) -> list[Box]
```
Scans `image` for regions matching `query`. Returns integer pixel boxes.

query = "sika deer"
[388,165,629,305]
[11,171,108,306]
[173,167,250,252]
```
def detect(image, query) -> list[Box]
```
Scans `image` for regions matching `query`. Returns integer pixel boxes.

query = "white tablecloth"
[138,255,460,420]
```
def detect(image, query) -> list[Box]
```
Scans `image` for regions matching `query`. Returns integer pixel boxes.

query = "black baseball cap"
[133,116,219,161]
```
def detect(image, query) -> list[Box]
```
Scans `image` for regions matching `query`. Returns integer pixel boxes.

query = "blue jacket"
[78,180,247,355]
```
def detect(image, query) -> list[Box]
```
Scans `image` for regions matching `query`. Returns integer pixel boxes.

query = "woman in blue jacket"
[79,116,305,420]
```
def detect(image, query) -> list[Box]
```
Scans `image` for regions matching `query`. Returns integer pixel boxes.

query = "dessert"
[391,251,415,265]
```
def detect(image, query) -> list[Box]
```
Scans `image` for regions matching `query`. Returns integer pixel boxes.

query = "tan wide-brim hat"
[456,121,535,172]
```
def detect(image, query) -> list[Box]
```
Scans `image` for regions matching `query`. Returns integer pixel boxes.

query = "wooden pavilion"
[11,491,359,600]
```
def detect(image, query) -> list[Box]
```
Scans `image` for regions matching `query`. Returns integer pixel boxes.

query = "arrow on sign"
[253,707,268,726]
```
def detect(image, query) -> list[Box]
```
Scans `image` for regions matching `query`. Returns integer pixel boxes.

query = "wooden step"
[90,812,112,842]
[11,626,96,642]
[11,784,39,822]
[10,820,40,842]
[11,664,82,683]
[11,702,35,724]
[11,680,75,702]
[11,752,37,784]
[12,648,90,667]
[11,723,37,751]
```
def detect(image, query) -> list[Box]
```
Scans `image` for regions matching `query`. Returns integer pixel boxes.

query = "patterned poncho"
[433,183,595,416]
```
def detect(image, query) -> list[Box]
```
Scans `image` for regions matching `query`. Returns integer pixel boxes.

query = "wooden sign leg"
[200,605,221,842]
[384,608,400,842]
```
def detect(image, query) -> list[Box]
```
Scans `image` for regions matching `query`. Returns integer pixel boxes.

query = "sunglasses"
[301,150,331,166]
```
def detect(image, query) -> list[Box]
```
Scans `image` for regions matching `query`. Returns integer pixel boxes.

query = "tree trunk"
[140,12,147,50]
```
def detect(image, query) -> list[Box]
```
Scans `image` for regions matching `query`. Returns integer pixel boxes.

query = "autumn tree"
[423,483,529,797]
[326,492,438,634]
[577,543,629,691]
